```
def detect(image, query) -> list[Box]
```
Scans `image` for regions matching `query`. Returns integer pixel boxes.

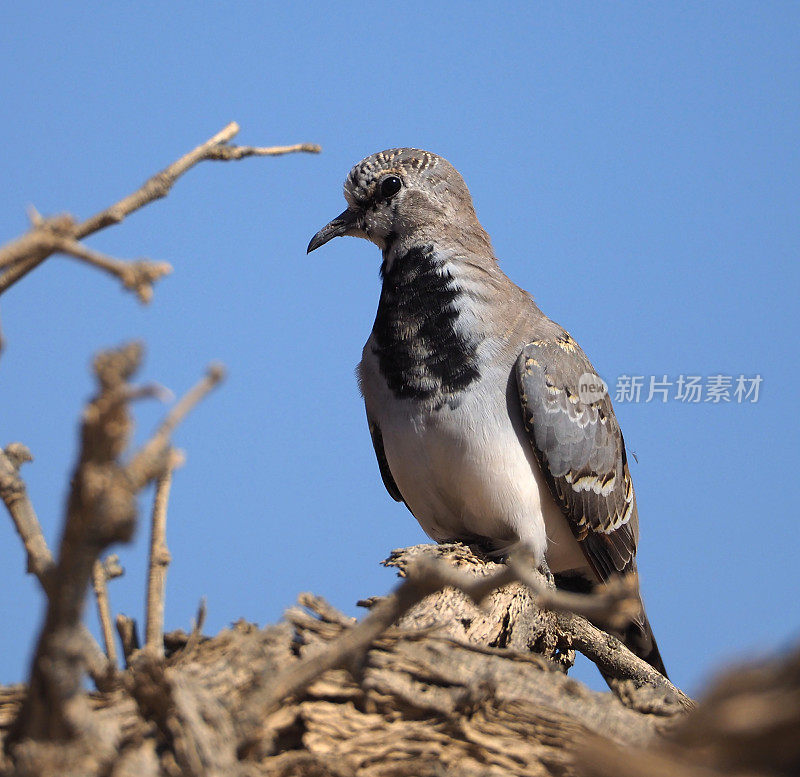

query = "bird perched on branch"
[308,148,667,677]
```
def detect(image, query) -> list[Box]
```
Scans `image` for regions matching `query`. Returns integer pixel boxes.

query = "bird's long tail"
[554,571,668,678]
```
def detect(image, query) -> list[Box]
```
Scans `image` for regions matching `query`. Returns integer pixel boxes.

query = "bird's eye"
[379,175,402,199]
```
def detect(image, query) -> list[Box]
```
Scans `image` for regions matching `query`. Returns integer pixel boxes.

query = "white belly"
[361,356,587,574]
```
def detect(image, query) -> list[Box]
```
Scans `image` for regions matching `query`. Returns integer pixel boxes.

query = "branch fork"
[0,122,320,306]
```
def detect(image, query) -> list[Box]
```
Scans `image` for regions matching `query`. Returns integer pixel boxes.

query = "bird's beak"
[307,208,361,253]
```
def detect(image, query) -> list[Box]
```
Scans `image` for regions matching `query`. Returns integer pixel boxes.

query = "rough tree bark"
[1,541,796,776]
[0,541,677,776]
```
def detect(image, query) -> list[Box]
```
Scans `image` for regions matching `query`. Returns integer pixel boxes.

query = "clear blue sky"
[1,2,797,694]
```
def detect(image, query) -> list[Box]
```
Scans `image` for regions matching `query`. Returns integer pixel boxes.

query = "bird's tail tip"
[624,607,668,679]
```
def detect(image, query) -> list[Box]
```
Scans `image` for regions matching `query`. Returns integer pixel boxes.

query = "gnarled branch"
[239,543,683,753]
[7,344,224,747]
[0,122,320,302]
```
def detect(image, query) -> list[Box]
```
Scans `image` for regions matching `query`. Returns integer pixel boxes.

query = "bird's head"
[307,148,487,256]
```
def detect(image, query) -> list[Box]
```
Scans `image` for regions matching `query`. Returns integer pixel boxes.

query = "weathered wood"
[2,544,691,776]
[5,544,792,776]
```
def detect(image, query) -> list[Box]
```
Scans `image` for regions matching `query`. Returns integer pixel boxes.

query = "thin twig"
[127,364,225,489]
[116,614,141,666]
[92,555,124,665]
[185,597,208,653]
[193,597,207,636]
[144,449,184,657]
[124,382,174,404]
[0,444,53,584]
[505,552,640,630]
[57,238,172,304]
[205,141,321,160]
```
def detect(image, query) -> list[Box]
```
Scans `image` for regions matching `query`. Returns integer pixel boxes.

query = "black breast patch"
[372,244,480,406]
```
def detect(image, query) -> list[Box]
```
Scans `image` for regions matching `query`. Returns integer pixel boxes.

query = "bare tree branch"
[505,551,640,631]
[144,449,184,657]
[0,444,53,585]
[116,614,140,667]
[556,611,695,711]
[57,238,172,304]
[9,343,144,743]
[8,344,225,746]
[205,141,321,160]
[91,555,123,665]
[0,443,115,689]
[126,364,225,490]
[190,598,207,644]
[0,122,320,298]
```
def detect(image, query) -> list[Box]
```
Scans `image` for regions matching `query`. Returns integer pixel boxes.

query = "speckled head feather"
[308,148,492,257]
[344,148,462,205]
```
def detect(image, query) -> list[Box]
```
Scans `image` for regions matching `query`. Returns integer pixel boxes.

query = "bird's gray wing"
[366,415,404,503]
[515,335,637,580]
